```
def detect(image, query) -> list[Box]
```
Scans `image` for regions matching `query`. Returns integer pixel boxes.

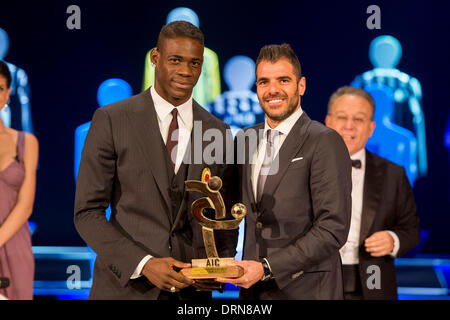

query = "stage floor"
[29,246,450,300]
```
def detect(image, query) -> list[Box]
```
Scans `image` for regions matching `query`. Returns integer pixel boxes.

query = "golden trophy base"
[181,258,244,279]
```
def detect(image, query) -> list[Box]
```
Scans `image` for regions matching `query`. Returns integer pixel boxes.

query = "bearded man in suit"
[217,44,352,300]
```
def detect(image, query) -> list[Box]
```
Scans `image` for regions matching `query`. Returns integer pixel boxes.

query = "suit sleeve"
[268,129,352,289]
[214,124,239,258]
[74,108,149,287]
[392,167,421,257]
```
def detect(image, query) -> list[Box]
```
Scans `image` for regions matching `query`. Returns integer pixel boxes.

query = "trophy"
[182,171,247,279]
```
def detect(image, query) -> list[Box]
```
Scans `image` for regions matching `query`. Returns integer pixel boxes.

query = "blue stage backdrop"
[0,0,449,255]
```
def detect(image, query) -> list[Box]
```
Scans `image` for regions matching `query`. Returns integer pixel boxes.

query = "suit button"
[256,222,263,229]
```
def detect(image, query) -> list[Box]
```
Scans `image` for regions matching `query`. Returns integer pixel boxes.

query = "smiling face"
[0,75,11,111]
[151,36,204,106]
[325,94,376,156]
[256,59,305,128]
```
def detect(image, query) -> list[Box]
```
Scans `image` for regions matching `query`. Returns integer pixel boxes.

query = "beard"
[261,88,300,123]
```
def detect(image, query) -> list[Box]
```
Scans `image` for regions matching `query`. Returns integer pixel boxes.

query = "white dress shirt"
[130,86,194,279]
[151,85,193,174]
[251,106,303,201]
[339,148,400,265]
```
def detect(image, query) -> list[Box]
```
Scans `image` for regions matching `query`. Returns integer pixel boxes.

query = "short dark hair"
[256,43,302,80]
[157,20,204,49]
[328,86,375,120]
[0,60,11,88]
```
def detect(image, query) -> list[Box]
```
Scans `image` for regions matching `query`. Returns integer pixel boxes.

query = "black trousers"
[342,264,363,300]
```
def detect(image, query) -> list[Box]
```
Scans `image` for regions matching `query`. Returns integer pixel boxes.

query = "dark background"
[1,0,449,253]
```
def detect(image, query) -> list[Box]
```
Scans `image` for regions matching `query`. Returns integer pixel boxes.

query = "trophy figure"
[182,174,246,279]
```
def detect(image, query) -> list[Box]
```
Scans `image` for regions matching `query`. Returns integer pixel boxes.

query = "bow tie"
[351,159,362,169]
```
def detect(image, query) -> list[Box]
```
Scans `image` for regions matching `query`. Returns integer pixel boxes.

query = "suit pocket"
[288,158,308,170]
[290,260,331,279]
[284,271,324,298]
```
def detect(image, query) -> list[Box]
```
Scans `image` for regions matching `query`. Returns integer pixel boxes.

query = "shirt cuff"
[130,255,152,279]
[386,231,400,257]
[263,257,273,274]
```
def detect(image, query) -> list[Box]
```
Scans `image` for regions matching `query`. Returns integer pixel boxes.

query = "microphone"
[0,277,10,289]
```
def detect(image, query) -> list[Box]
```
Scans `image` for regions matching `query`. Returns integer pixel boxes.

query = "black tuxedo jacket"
[237,112,352,299]
[74,89,237,299]
[357,150,420,300]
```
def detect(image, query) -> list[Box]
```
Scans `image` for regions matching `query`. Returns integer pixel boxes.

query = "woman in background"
[0,60,38,300]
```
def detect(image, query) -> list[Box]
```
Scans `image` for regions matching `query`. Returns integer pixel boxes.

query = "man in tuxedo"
[74,21,237,299]
[325,86,420,299]
[217,44,352,299]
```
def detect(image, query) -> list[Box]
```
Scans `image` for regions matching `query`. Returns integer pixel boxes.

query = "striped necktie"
[257,129,277,201]
[166,108,178,169]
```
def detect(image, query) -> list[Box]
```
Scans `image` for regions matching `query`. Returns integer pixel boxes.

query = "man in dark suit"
[217,44,352,299]
[325,86,420,299]
[74,21,237,299]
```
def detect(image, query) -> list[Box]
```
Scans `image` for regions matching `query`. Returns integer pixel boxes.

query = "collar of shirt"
[150,86,193,174]
[262,105,304,138]
[150,85,193,129]
[340,148,366,264]
[252,106,304,200]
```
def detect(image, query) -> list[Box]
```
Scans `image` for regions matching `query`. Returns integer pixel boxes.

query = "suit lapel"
[244,123,265,204]
[186,102,215,182]
[172,102,215,228]
[262,113,311,200]
[125,90,172,217]
[359,150,384,244]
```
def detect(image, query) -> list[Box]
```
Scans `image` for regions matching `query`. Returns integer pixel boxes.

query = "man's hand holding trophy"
[182,172,246,285]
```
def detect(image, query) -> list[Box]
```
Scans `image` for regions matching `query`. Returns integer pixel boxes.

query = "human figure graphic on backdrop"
[208,55,264,136]
[351,35,426,182]
[142,7,221,107]
[75,78,133,181]
[364,83,418,185]
[0,28,33,134]
[0,61,39,300]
